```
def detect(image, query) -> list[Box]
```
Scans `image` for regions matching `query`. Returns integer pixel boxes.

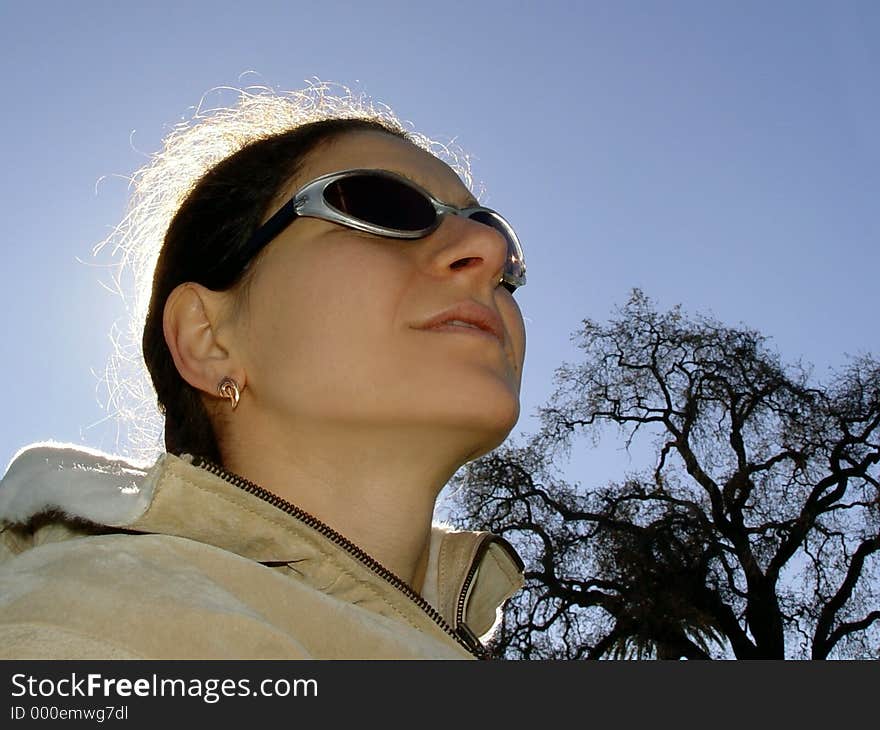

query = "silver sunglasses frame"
[243,168,526,290]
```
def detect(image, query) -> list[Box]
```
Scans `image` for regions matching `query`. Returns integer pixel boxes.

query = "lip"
[414,300,506,345]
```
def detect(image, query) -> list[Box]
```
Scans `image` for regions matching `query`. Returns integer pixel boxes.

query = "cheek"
[239,252,318,372]
[242,244,408,384]
[503,297,527,374]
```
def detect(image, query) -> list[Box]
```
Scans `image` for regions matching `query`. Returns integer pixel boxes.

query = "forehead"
[289,129,477,207]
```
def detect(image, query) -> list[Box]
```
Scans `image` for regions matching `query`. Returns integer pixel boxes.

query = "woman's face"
[232,130,526,460]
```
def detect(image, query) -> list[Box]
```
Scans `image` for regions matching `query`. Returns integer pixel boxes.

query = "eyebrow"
[397,170,480,209]
[462,195,482,209]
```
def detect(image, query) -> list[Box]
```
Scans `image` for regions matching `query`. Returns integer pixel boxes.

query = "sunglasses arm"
[238,198,302,267]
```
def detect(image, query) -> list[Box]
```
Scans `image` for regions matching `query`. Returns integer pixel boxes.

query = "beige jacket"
[0,443,523,659]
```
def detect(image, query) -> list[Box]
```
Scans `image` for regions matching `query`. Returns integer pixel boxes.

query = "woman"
[0,86,527,659]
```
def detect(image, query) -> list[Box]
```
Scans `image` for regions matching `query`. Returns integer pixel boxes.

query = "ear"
[162,283,246,399]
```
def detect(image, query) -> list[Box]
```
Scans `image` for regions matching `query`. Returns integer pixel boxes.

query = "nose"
[427,213,508,291]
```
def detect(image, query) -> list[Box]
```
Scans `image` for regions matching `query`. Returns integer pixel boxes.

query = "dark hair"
[142,118,411,463]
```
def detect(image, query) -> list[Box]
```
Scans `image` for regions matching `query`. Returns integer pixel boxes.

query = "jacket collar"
[1,442,524,639]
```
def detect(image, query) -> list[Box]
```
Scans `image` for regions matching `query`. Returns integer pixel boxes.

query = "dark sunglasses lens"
[323,175,436,231]
[467,210,526,286]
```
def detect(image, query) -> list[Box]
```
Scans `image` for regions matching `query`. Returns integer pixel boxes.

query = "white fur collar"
[0,442,160,527]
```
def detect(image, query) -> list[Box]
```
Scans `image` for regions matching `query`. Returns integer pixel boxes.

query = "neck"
[220,420,481,591]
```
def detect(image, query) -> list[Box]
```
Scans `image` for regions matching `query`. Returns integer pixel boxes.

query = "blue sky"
[1,1,878,495]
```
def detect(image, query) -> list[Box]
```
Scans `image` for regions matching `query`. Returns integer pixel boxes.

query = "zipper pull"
[456,622,491,660]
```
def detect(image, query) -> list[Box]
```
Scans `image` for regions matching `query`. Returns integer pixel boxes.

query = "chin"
[454,396,521,464]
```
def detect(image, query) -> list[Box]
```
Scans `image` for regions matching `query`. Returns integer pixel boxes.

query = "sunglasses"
[239,168,526,293]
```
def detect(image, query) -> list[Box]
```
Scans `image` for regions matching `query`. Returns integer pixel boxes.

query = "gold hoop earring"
[217,376,241,410]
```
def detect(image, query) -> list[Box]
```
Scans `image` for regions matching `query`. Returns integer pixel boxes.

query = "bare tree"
[450,290,880,659]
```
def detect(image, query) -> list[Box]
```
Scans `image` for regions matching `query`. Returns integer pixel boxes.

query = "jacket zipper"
[455,536,490,636]
[453,534,524,654]
[190,455,491,659]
